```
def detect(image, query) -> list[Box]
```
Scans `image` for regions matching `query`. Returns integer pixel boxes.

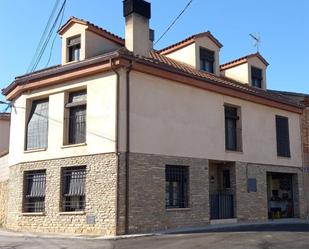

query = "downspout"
[110,58,120,234]
[125,60,133,234]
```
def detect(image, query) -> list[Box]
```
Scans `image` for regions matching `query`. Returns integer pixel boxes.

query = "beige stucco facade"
[8,72,117,166]
[165,36,221,76]
[221,56,267,89]
[127,71,302,168]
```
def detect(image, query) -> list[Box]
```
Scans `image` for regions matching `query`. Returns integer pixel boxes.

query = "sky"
[0,0,308,109]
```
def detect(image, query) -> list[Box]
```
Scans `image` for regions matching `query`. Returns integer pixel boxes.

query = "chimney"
[123,0,153,56]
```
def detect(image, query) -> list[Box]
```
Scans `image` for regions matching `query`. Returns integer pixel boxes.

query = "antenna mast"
[250,33,261,52]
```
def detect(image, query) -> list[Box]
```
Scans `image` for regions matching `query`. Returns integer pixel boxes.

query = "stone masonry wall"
[0,180,8,226]
[126,153,210,234]
[6,153,118,236]
[236,162,305,221]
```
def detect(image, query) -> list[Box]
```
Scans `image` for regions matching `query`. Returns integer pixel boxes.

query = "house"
[0,112,10,225]
[268,90,309,219]
[0,0,306,236]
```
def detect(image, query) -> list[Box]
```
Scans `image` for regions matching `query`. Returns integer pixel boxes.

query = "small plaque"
[86,215,96,225]
[248,178,257,192]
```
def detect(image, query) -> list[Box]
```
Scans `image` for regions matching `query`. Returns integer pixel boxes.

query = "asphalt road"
[0,223,308,249]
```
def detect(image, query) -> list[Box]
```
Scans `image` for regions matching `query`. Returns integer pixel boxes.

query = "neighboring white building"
[0,0,306,236]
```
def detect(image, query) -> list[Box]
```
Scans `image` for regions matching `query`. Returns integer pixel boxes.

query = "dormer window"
[200,47,214,73]
[251,66,263,88]
[67,36,81,62]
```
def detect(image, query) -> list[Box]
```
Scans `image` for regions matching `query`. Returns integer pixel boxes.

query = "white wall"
[9,73,117,166]
[0,119,10,154]
[128,71,302,167]
[221,63,249,84]
[165,43,196,68]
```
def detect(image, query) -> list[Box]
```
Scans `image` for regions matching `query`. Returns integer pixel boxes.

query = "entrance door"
[209,167,234,220]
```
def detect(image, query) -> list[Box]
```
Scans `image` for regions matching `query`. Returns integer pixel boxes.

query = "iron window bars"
[23,170,46,213]
[65,90,87,145]
[165,165,189,209]
[61,166,86,212]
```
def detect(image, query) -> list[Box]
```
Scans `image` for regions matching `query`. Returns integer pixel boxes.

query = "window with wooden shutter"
[23,170,46,213]
[200,47,215,73]
[276,115,291,157]
[26,99,49,150]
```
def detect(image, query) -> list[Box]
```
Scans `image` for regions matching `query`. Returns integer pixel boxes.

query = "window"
[23,170,46,213]
[67,36,81,62]
[165,165,189,209]
[251,66,263,88]
[200,47,214,73]
[61,166,86,212]
[225,105,242,151]
[26,99,49,150]
[65,90,87,145]
[276,115,291,157]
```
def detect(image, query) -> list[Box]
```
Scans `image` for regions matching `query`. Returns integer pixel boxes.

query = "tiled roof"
[58,16,125,45]
[220,52,269,70]
[140,51,300,107]
[159,31,223,55]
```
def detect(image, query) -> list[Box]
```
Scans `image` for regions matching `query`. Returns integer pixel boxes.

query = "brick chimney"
[123,0,153,56]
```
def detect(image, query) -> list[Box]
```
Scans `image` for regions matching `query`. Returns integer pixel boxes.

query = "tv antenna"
[249,33,261,52]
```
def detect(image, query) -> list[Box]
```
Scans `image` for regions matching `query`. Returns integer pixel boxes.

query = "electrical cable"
[27,0,61,73]
[30,0,67,72]
[154,0,194,46]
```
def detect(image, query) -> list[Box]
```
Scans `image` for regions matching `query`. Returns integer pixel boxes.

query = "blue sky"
[0,0,308,108]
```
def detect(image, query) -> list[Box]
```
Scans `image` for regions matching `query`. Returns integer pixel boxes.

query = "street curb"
[0,219,308,240]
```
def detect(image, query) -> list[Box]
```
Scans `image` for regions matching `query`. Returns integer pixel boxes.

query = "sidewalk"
[0,218,308,240]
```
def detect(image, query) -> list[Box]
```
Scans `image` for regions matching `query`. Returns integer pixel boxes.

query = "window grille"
[65,90,87,145]
[200,47,215,73]
[165,165,189,209]
[23,170,46,213]
[276,115,291,157]
[61,166,86,212]
[26,99,49,150]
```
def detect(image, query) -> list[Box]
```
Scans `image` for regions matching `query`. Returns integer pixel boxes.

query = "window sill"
[166,208,191,212]
[24,148,47,154]
[277,156,291,160]
[59,211,85,215]
[225,150,243,154]
[22,212,45,216]
[61,143,87,149]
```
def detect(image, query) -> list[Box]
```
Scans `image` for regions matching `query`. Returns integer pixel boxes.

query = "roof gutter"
[3,51,122,101]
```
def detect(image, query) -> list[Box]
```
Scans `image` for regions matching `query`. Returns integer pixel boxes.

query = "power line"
[29,0,67,73]
[27,0,61,73]
[45,1,67,67]
[154,0,194,46]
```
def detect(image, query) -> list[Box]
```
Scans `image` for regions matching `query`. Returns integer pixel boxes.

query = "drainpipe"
[110,58,121,234]
[125,60,133,234]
